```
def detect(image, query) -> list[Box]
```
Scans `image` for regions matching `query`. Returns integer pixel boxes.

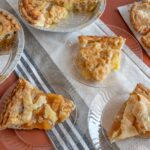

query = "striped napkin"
[2,0,150,149]
[15,50,94,150]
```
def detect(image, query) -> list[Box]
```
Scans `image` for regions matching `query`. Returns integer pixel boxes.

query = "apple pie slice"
[76,36,125,81]
[108,83,150,143]
[0,11,20,52]
[0,78,75,130]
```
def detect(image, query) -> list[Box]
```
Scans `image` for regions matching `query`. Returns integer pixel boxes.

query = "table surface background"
[0,0,149,149]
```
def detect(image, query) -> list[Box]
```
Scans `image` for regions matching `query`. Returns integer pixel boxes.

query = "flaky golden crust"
[130,2,150,34]
[108,83,150,143]
[0,11,20,37]
[141,32,150,49]
[0,78,75,130]
[0,11,20,52]
[76,36,125,81]
[19,0,99,27]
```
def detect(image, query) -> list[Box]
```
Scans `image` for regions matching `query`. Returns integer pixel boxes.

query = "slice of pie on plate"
[108,83,150,143]
[76,36,126,81]
[55,0,100,12]
[0,11,20,52]
[0,78,75,130]
[130,2,150,34]
[141,31,150,49]
[19,0,100,28]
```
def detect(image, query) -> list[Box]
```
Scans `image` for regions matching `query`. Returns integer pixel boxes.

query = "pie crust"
[0,11,20,52]
[141,31,150,49]
[108,83,150,143]
[19,0,100,28]
[0,79,75,130]
[76,36,125,81]
[130,2,150,34]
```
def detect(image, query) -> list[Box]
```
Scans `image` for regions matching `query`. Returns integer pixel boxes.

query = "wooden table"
[0,0,149,149]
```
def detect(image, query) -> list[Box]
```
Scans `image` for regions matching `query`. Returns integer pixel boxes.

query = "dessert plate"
[65,25,143,88]
[0,80,78,149]
[0,9,24,84]
[88,87,150,150]
[18,0,106,32]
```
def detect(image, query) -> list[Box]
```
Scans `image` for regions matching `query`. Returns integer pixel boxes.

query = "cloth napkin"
[1,0,150,149]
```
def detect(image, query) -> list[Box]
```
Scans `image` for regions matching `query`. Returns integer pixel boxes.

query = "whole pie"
[130,2,150,34]
[141,31,150,49]
[108,83,150,143]
[19,0,100,28]
[0,78,75,130]
[76,36,125,81]
[0,11,20,52]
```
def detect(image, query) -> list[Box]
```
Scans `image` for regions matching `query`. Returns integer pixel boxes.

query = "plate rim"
[0,8,25,84]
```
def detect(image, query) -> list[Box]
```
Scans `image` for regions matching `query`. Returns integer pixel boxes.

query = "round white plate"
[65,24,143,88]
[88,90,150,150]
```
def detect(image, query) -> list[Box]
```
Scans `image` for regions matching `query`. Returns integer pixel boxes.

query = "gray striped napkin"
[15,50,95,150]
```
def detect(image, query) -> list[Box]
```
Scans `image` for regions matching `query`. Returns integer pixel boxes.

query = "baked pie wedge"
[108,83,150,143]
[130,2,150,34]
[0,78,75,130]
[76,36,125,81]
[141,31,150,49]
[0,11,20,52]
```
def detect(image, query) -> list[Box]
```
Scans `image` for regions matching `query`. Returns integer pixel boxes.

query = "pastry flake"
[141,31,150,49]
[0,11,20,52]
[108,84,150,143]
[130,2,150,34]
[0,79,75,130]
[76,36,125,81]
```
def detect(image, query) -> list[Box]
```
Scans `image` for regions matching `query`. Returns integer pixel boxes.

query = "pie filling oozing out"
[19,0,100,27]
[0,79,75,130]
[76,36,126,81]
[108,83,150,143]
[130,2,150,35]
[0,11,20,52]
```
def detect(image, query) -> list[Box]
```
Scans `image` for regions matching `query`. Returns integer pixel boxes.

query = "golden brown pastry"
[19,0,100,28]
[130,2,150,34]
[0,11,20,52]
[108,84,150,143]
[141,31,150,49]
[0,79,75,130]
[76,36,125,81]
